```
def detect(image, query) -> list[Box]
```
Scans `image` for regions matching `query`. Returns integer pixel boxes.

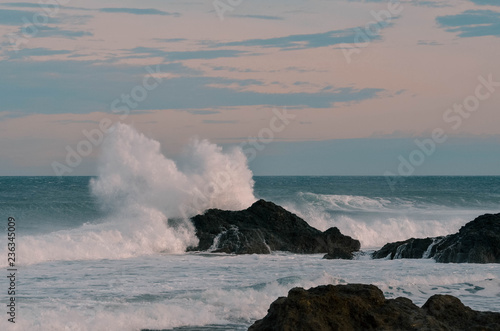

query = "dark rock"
[187,199,360,256]
[372,237,441,260]
[322,227,361,259]
[323,247,355,260]
[372,213,500,263]
[248,283,500,331]
[422,294,500,330]
[433,213,500,263]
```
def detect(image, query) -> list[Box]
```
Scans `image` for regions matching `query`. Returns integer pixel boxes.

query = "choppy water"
[0,124,499,330]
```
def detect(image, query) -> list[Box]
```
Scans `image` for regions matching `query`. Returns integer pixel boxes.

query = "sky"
[0,0,499,176]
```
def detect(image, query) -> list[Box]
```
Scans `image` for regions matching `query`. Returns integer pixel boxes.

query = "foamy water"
[0,124,499,330]
[1,254,499,330]
[279,193,473,248]
[13,124,256,265]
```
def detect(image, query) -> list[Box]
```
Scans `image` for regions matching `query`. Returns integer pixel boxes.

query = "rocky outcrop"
[373,213,500,263]
[322,227,362,259]
[433,213,500,263]
[248,283,500,331]
[187,199,360,257]
[372,237,442,260]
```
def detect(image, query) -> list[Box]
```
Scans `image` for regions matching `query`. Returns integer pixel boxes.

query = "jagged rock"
[433,213,500,263]
[248,283,500,331]
[321,227,361,259]
[186,199,360,256]
[372,237,441,260]
[372,213,500,263]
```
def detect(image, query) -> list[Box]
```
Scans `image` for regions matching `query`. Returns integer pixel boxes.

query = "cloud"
[0,59,197,115]
[412,0,451,8]
[33,26,93,39]
[0,9,38,25]
[154,38,187,43]
[0,56,385,116]
[203,120,238,124]
[148,78,384,110]
[99,8,179,16]
[232,14,284,20]
[347,0,449,7]
[217,26,389,50]
[283,66,327,73]
[9,47,71,58]
[417,40,444,46]
[1,2,41,8]
[437,10,500,37]
[186,110,220,115]
[129,47,248,60]
[211,66,258,73]
[168,50,248,61]
[223,79,264,87]
[470,0,500,6]
[52,120,99,125]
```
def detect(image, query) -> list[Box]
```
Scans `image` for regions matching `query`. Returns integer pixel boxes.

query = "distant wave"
[280,192,489,249]
[297,192,403,211]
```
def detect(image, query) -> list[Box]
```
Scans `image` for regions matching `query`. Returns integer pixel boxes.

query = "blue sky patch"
[437,10,500,37]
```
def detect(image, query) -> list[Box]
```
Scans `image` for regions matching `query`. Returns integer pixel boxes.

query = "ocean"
[1,175,499,330]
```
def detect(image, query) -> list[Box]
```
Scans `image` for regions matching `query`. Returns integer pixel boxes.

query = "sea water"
[0,124,499,330]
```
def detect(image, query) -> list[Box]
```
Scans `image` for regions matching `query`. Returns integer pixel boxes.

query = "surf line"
[6,217,17,324]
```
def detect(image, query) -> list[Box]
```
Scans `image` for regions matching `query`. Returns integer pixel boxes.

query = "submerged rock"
[187,199,360,257]
[373,213,500,263]
[248,283,500,331]
[323,247,355,260]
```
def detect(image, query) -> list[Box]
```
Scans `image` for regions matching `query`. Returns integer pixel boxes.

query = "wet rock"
[187,199,360,256]
[372,237,441,260]
[373,213,500,263]
[433,213,500,263]
[422,294,500,330]
[249,283,500,331]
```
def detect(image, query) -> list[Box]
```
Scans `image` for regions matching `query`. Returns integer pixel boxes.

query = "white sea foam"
[2,254,499,330]
[298,192,396,211]
[91,123,255,217]
[281,193,471,248]
[14,123,256,265]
